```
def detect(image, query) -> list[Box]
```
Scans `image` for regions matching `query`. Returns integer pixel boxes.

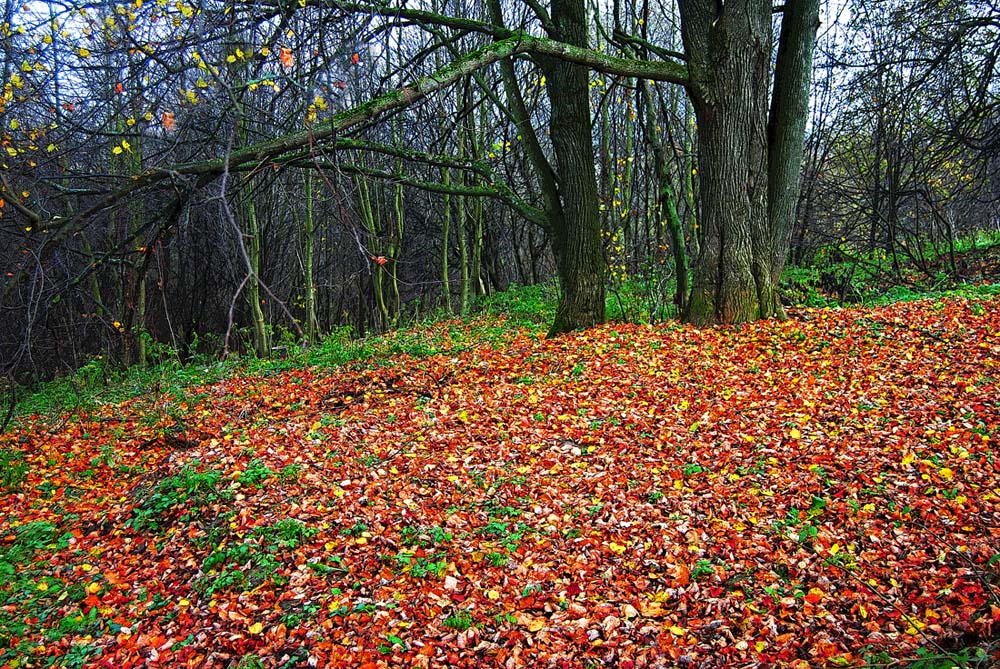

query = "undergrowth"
[8,235,1000,432]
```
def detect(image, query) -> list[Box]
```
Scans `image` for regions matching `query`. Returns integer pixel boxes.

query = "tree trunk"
[680,0,818,325]
[641,81,689,312]
[302,170,320,343]
[544,0,606,336]
[767,0,821,316]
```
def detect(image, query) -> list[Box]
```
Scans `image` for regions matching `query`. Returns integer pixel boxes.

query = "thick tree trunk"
[681,0,772,325]
[544,0,606,336]
[679,0,817,325]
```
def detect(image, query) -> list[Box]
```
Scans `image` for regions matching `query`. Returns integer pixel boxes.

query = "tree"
[679,0,820,324]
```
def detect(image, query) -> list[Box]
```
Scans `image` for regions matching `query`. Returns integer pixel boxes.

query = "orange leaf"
[162,112,175,131]
[279,48,294,69]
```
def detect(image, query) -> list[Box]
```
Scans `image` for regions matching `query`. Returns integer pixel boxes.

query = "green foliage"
[0,521,100,667]
[255,518,318,549]
[198,520,317,596]
[478,283,556,327]
[442,609,474,632]
[128,463,228,532]
[400,525,452,547]
[0,448,28,492]
[606,263,679,324]
[389,551,448,579]
[238,459,274,488]
[234,654,266,669]
[690,559,714,580]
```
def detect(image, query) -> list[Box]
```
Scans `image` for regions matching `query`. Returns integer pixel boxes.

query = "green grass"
[8,227,1000,432]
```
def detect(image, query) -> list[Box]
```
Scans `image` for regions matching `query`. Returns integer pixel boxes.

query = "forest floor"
[2,291,1000,668]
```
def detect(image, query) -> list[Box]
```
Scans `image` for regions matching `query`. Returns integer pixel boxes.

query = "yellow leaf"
[486,589,500,601]
[78,47,91,58]
[830,543,840,556]
[9,119,18,129]
[668,625,685,636]
[527,618,545,632]
[80,564,93,572]
[179,598,190,606]
[939,467,954,480]
[789,428,801,439]
[37,582,48,591]
[859,604,868,619]
[6,147,17,157]
[86,582,101,594]
[755,641,766,652]
[608,542,626,555]
[248,622,263,634]
[901,453,915,466]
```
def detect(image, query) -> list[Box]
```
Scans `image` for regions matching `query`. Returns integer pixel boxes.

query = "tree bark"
[543,0,606,336]
[680,0,818,325]
[767,0,821,316]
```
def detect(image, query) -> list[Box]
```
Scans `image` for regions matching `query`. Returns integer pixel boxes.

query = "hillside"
[2,295,999,668]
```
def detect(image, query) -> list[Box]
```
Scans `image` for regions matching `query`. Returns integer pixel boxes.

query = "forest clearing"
[2,290,999,668]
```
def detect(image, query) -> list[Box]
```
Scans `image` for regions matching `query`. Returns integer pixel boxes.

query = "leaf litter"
[1,297,998,668]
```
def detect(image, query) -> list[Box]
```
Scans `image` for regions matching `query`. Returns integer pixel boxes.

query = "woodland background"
[1,0,999,380]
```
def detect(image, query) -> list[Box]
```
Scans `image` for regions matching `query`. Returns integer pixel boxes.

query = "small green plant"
[0,448,28,492]
[443,609,474,632]
[691,559,714,580]
[400,525,452,546]
[198,520,314,596]
[238,459,273,488]
[257,519,318,549]
[485,552,508,567]
[377,634,407,655]
[277,463,303,482]
[341,522,369,538]
[390,552,447,579]
[477,521,528,551]
[234,654,265,669]
[128,462,227,532]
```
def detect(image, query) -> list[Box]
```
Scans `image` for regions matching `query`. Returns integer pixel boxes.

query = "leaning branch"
[6,33,687,298]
